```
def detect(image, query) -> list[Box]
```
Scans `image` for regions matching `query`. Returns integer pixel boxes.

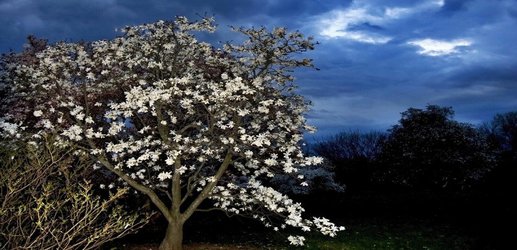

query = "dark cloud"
[1,0,515,138]
[0,0,349,51]
[450,65,517,87]
[348,22,385,32]
[440,0,473,13]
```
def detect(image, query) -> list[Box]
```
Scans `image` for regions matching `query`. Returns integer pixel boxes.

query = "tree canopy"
[377,105,493,191]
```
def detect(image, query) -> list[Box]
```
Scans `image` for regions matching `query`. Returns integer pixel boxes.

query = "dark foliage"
[307,106,517,249]
[313,131,386,190]
[375,105,493,191]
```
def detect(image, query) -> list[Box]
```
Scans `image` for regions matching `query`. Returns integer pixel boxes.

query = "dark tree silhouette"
[313,131,386,190]
[478,111,517,199]
[485,111,517,155]
[376,105,493,191]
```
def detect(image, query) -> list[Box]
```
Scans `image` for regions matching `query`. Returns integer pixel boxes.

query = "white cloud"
[385,0,443,18]
[317,7,392,44]
[407,38,473,56]
[315,0,443,44]
[384,7,413,19]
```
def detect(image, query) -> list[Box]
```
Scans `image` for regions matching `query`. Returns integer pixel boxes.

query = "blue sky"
[1,0,516,139]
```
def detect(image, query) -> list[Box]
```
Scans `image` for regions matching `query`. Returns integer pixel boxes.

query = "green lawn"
[194,218,476,250]
[295,220,473,250]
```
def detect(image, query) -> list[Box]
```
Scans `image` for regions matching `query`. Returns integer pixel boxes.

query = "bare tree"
[0,136,150,250]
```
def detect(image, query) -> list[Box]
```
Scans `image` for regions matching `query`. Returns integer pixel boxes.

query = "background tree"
[313,131,386,190]
[477,111,516,236]
[376,105,493,191]
[478,111,517,191]
[0,17,343,249]
[483,111,517,158]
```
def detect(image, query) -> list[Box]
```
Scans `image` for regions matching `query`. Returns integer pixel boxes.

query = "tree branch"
[181,150,232,222]
[95,155,173,223]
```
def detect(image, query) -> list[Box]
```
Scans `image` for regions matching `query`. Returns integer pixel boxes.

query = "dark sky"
[1,0,516,139]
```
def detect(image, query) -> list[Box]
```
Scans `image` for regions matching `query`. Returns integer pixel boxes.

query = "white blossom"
[33,110,43,117]
[165,156,174,166]
[157,172,172,181]
[61,125,83,141]
[287,235,305,246]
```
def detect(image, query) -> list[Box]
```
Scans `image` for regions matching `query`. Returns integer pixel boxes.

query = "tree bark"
[159,221,184,250]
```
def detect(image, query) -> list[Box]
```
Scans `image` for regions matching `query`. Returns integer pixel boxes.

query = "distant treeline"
[312,105,516,194]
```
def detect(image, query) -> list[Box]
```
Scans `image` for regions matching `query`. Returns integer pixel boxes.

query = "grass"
[296,219,473,250]
[115,217,475,249]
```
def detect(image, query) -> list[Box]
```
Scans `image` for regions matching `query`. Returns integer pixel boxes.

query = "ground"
[109,217,474,250]
[105,190,508,250]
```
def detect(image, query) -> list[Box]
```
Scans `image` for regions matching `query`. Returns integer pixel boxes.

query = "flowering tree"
[0,17,344,249]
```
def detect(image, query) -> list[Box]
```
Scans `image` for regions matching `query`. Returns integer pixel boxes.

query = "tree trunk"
[159,221,183,250]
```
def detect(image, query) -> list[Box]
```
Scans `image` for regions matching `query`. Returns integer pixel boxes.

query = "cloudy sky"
[1,0,516,139]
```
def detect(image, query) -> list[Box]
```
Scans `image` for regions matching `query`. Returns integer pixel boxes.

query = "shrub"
[0,136,150,249]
